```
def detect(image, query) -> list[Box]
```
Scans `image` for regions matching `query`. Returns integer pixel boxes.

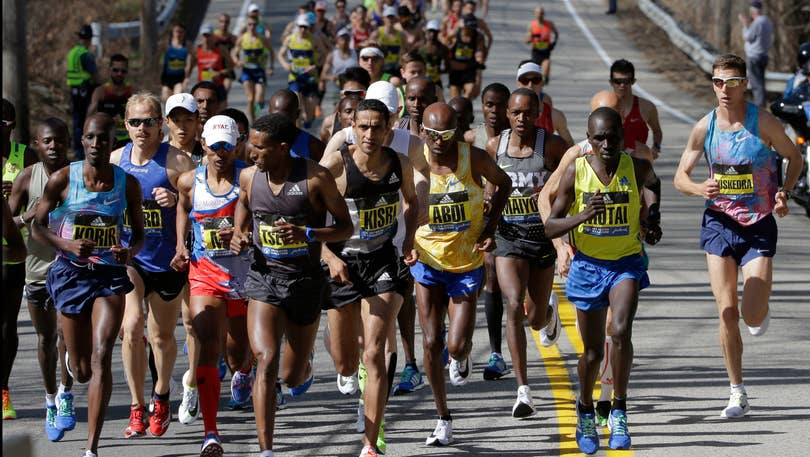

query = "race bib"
[168,59,185,71]
[201,68,215,82]
[73,214,119,249]
[256,213,308,259]
[503,190,540,225]
[428,190,471,232]
[357,192,399,240]
[201,216,233,253]
[713,164,754,197]
[454,47,473,60]
[580,191,630,237]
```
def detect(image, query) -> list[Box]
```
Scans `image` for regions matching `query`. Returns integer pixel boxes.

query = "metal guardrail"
[638,0,792,92]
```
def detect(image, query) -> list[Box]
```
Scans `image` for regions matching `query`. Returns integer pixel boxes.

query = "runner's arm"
[7,166,31,227]
[171,170,194,271]
[309,163,353,242]
[472,146,511,242]
[86,86,103,119]
[230,165,254,254]
[398,154,419,264]
[30,167,72,252]
[2,198,26,262]
[673,117,716,199]
[119,174,145,261]
[544,162,597,239]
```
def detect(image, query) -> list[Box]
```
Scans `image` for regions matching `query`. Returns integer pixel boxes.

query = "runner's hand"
[273,221,306,244]
[153,187,178,207]
[701,178,719,200]
[111,244,132,265]
[170,248,190,271]
[582,189,605,220]
[230,231,250,255]
[325,256,352,285]
[774,191,790,217]
[402,240,419,266]
[2,180,12,198]
[473,236,495,252]
[555,242,573,278]
[217,227,235,247]
[66,238,96,258]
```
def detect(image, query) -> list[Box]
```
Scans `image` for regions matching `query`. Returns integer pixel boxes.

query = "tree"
[2,0,30,143]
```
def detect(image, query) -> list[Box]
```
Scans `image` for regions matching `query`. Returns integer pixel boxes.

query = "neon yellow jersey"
[415,142,485,273]
[569,153,642,260]
[241,33,266,69]
[2,142,27,264]
[378,27,402,67]
[288,33,316,81]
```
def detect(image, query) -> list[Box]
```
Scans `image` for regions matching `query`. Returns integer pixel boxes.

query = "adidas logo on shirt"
[375,196,389,207]
[388,174,400,184]
[287,184,303,196]
[439,194,454,204]
[511,188,522,196]
[377,271,393,282]
[90,217,106,227]
[218,218,231,228]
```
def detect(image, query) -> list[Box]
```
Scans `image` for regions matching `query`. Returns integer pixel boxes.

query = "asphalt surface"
[3,0,809,456]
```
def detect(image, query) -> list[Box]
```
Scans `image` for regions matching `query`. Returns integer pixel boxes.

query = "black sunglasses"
[611,77,635,85]
[127,117,160,128]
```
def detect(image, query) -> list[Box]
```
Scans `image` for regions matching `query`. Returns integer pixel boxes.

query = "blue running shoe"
[607,409,631,450]
[218,355,227,381]
[289,353,314,397]
[229,370,254,409]
[482,352,511,380]
[576,403,599,454]
[45,405,64,441]
[392,364,425,395]
[200,432,223,457]
[275,381,288,410]
[55,392,76,431]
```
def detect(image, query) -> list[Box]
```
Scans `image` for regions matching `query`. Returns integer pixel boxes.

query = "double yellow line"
[530,284,634,456]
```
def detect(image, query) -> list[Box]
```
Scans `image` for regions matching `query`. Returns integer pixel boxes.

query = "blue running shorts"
[565,252,649,312]
[46,257,134,314]
[700,209,777,266]
[239,67,266,85]
[410,261,483,298]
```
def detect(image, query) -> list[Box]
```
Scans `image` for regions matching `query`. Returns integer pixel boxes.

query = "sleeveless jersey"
[451,29,477,64]
[703,103,778,225]
[328,145,402,255]
[623,96,648,150]
[378,27,403,69]
[197,45,225,85]
[534,101,554,133]
[415,142,484,272]
[420,45,443,84]
[332,49,358,80]
[289,33,316,80]
[98,83,134,142]
[496,128,548,242]
[213,30,235,50]
[240,33,266,70]
[352,24,372,49]
[163,42,188,76]
[25,163,56,282]
[530,20,552,50]
[3,142,28,265]
[49,161,128,266]
[189,162,250,298]
[119,143,178,272]
[569,153,642,260]
[250,160,324,273]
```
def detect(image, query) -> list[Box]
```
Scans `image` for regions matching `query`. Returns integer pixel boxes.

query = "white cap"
[337,27,351,37]
[365,81,399,114]
[165,93,198,117]
[202,115,238,146]
[200,23,214,35]
[383,5,398,17]
[315,0,327,10]
[248,3,260,13]
[359,47,385,59]
[516,62,542,80]
[426,19,440,31]
[295,14,310,27]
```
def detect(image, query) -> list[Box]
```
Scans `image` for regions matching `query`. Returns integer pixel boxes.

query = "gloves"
[642,203,662,245]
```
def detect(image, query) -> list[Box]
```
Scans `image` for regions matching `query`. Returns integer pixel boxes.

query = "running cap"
[165,93,198,117]
[383,6,398,17]
[77,24,93,38]
[359,47,385,59]
[426,19,441,31]
[248,3,260,13]
[296,14,310,27]
[516,62,543,80]
[337,28,351,38]
[202,115,238,146]
[365,81,399,114]
[200,24,214,35]
[315,1,327,11]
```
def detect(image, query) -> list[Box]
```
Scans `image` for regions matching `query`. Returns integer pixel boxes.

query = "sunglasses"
[111,68,128,74]
[209,141,236,152]
[712,76,746,88]
[361,55,382,62]
[423,126,455,142]
[611,77,635,86]
[341,89,366,97]
[519,76,542,85]
[127,117,160,128]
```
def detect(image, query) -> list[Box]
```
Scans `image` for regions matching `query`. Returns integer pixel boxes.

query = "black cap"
[77,24,93,38]
[463,14,477,28]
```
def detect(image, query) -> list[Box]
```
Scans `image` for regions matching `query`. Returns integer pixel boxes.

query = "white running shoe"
[539,292,562,347]
[425,418,453,446]
[747,310,770,337]
[178,370,199,425]
[448,357,470,386]
[356,399,365,433]
[512,385,536,419]
[720,390,751,419]
[337,372,359,395]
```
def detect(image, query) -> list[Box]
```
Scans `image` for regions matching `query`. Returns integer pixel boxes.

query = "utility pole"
[141,0,159,87]
[716,0,733,52]
[2,0,30,143]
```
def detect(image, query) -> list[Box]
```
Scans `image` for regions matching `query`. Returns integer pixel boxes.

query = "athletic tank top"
[352,24,372,49]
[473,123,489,150]
[531,20,552,50]
[415,142,484,272]
[495,129,548,242]
[420,45,443,83]
[451,29,477,64]
[2,142,28,264]
[189,163,250,296]
[379,27,403,69]
[328,145,402,255]
[240,33,266,70]
[332,49,358,80]
[49,161,128,266]
[569,153,642,260]
[164,42,188,76]
[197,45,225,85]
[703,103,778,225]
[291,130,312,159]
[119,143,178,272]
[289,33,316,80]
[623,96,648,151]
[535,101,554,133]
[25,163,56,282]
[250,160,323,273]
[99,83,134,142]
[213,30,235,50]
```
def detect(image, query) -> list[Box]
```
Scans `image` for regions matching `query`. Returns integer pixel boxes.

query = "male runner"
[420,20,450,101]
[160,23,190,102]
[415,102,511,446]
[486,89,567,416]
[171,115,252,456]
[446,14,485,99]
[319,67,371,143]
[673,54,802,419]
[545,107,659,453]
[448,96,474,136]
[463,82,509,150]
[87,54,135,148]
[112,92,195,438]
[8,118,75,440]
[32,113,144,457]
[192,82,225,133]
[165,93,204,166]
[213,14,238,95]
[232,17,274,124]
[609,59,663,161]
[358,45,389,85]
[230,113,353,457]
[278,15,329,129]
[268,89,327,162]
[515,61,574,146]
[400,76,438,136]
[525,5,558,83]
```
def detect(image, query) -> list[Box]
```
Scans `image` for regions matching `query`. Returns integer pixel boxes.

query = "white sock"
[58,383,70,395]
[45,393,56,407]
[730,383,745,393]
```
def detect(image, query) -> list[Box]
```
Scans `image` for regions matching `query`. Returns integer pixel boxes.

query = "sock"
[612,397,626,412]
[483,290,503,354]
[239,365,252,375]
[197,365,221,436]
[45,393,56,407]
[730,383,745,393]
[153,390,170,402]
[260,451,274,457]
[599,336,614,402]
[405,361,419,372]
[439,414,452,422]
[578,401,595,415]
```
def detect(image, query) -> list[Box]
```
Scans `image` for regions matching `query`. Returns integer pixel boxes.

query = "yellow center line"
[531,283,634,456]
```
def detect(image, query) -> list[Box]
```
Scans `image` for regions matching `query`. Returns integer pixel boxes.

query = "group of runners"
[2,1,804,457]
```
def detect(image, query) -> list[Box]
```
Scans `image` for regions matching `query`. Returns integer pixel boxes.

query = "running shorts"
[565,252,649,312]
[130,259,188,302]
[700,209,777,266]
[322,242,404,309]
[47,257,133,314]
[410,261,484,298]
[245,266,326,326]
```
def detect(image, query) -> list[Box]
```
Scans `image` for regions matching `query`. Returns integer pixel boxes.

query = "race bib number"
[454,47,473,60]
[201,216,233,253]
[503,190,540,225]
[713,164,754,197]
[73,214,119,249]
[168,59,185,71]
[581,191,630,237]
[428,191,471,232]
[201,68,216,82]
[357,192,399,240]
[256,213,308,259]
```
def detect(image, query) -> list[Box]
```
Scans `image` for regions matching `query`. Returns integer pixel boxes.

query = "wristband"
[305,226,317,243]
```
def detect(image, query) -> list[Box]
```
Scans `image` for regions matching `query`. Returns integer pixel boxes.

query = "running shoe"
[359,444,379,457]
[2,389,16,419]
[376,419,386,454]
[218,355,228,381]
[200,432,223,457]
[124,403,147,438]
[720,390,750,419]
[483,352,510,380]
[83,451,98,457]
[55,391,77,430]
[392,364,425,395]
[178,370,199,425]
[289,353,314,397]
[448,357,470,386]
[539,291,562,347]
[148,398,171,436]
[337,372,359,395]
[230,369,254,408]
[595,400,611,427]
[356,399,365,433]
[149,376,177,413]
[575,402,599,455]
[747,309,770,336]
[45,404,65,441]
[607,409,631,450]
[276,381,288,410]
[512,385,536,419]
[425,418,453,446]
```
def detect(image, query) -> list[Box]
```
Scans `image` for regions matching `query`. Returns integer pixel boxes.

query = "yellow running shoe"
[3,389,17,420]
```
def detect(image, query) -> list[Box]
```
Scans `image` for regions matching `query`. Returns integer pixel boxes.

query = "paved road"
[4,0,809,456]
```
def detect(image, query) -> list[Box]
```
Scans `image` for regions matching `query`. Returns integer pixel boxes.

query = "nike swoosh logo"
[103,199,118,205]
[734,133,752,143]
